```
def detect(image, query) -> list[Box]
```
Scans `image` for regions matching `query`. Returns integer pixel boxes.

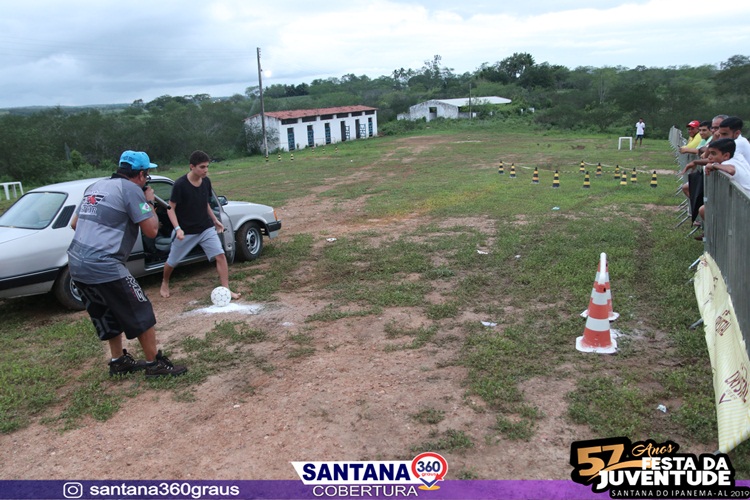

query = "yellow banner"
[694,253,750,452]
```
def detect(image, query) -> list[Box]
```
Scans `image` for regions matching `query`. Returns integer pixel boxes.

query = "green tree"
[519,63,570,90]
[714,55,750,118]
[0,115,58,182]
[476,62,511,84]
[499,52,535,81]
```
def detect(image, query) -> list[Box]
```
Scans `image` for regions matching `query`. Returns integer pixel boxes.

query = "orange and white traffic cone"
[576,281,618,353]
[580,253,619,321]
[576,253,619,354]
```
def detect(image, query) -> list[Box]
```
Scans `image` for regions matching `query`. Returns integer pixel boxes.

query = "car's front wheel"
[53,267,85,310]
[236,221,263,261]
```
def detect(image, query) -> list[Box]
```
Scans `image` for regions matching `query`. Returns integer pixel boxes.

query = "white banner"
[694,253,750,452]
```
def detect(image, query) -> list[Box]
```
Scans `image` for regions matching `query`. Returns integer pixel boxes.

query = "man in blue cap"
[68,150,187,378]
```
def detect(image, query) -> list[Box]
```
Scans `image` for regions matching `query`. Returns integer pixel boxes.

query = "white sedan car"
[0,175,281,309]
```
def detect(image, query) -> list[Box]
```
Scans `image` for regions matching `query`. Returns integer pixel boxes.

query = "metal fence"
[704,170,750,358]
[668,126,698,176]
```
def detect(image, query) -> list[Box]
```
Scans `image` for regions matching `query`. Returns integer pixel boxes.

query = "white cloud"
[0,0,748,107]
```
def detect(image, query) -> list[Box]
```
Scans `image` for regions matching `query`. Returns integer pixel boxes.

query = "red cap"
[687,120,700,128]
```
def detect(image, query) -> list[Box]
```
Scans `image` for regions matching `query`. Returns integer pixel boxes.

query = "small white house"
[397,96,512,122]
[245,105,378,152]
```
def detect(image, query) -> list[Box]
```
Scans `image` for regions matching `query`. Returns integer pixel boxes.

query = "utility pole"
[469,82,472,120]
[257,47,268,158]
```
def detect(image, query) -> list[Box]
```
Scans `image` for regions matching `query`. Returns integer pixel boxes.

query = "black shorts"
[75,276,156,341]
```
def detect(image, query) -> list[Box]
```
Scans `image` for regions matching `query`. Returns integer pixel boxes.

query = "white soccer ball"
[210,286,232,307]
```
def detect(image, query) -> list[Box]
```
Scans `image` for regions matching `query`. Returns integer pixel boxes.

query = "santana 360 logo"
[292,453,448,496]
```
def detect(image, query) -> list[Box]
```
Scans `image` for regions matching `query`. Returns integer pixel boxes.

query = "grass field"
[2,121,749,477]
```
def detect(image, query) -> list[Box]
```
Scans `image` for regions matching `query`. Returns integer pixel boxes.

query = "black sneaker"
[145,350,188,378]
[109,349,149,377]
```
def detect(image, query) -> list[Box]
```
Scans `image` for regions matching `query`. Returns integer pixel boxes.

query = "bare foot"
[160,282,170,298]
[230,291,241,300]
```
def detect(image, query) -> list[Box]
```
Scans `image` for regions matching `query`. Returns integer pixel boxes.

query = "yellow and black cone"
[498,161,504,175]
[265,155,269,163]
[596,163,602,178]
[583,171,591,188]
[532,168,539,184]
[620,172,628,186]
[509,163,516,178]
[650,171,658,188]
[291,153,295,161]
[553,170,560,188]
[631,168,637,183]
[614,165,620,179]
[579,161,585,173]
[277,153,281,162]
[335,145,339,153]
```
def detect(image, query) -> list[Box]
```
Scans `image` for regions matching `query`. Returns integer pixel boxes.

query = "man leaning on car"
[67,150,187,378]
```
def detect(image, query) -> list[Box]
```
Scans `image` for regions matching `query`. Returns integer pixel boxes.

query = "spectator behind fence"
[680,121,713,156]
[696,138,750,230]
[680,115,729,223]
[680,120,702,153]
[704,138,750,193]
[681,115,729,179]
[716,116,750,160]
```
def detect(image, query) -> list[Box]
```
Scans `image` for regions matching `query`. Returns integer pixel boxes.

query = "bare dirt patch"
[0,136,714,481]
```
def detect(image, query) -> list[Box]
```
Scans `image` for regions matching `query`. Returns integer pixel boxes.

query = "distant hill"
[0,96,243,116]
[1,103,131,115]
[0,103,132,116]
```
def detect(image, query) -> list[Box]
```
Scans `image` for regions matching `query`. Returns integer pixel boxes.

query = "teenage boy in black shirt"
[160,150,240,300]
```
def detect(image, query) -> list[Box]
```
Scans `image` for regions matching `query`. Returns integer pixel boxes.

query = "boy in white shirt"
[697,138,750,231]
[704,138,750,194]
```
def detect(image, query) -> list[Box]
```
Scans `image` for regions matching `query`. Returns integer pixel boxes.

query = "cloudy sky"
[1,0,748,108]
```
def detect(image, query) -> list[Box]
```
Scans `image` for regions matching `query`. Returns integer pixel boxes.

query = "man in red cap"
[680,121,713,155]
[680,120,702,152]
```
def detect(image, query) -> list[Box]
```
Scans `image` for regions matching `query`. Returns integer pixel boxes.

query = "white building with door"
[397,96,511,122]
[245,105,378,153]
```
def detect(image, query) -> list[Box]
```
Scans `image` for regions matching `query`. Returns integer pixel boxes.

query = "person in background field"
[160,150,241,300]
[680,120,702,153]
[67,150,187,377]
[635,118,645,147]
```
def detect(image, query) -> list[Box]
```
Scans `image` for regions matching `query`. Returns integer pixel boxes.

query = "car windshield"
[149,180,173,203]
[0,191,67,229]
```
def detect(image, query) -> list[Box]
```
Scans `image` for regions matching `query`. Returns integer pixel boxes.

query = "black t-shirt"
[171,174,214,234]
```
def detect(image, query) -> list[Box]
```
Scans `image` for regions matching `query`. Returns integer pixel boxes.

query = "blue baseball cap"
[119,150,158,170]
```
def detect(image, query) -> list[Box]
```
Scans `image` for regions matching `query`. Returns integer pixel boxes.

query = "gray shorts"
[167,226,225,267]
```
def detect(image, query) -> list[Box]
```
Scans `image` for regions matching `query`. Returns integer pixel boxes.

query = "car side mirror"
[217,195,228,206]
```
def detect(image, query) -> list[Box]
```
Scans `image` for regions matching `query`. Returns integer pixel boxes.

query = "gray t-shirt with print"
[67,175,154,284]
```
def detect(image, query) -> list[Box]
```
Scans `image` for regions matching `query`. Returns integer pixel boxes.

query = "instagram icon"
[63,482,83,499]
